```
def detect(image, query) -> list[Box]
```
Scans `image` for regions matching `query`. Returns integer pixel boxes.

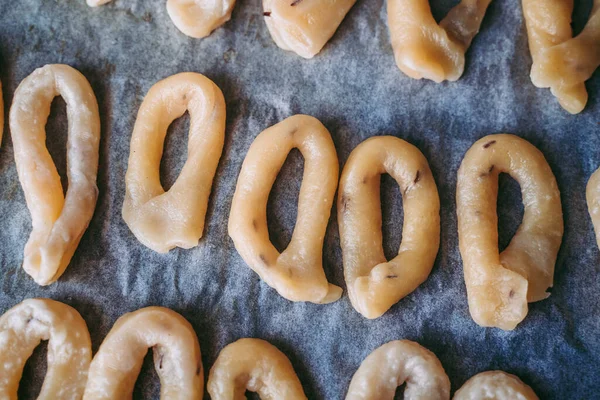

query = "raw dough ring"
[228,114,342,304]
[122,72,226,253]
[387,0,492,82]
[83,306,203,399]
[207,338,307,400]
[262,0,357,59]
[0,298,92,399]
[338,136,440,319]
[10,64,101,285]
[586,167,600,250]
[86,0,235,39]
[453,371,539,400]
[345,340,450,400]
[523,0,600,114]
[457,134,563,330]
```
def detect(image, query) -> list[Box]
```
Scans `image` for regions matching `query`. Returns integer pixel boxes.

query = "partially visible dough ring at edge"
[345,340,450,400]
[122,72,226,253]
[453,371,539,400]
[457,134,563,330]
[86,0,235,39]
[228,114,342,304]
[83,306,203,399]
[10,64,101,285]
[208,338,307,400]
[387,0,492,82]
[0,298,92,399]
[586,167,600,250]
[338,136,440,319]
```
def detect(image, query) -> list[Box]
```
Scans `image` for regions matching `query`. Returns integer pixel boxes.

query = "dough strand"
[453,371,539,400]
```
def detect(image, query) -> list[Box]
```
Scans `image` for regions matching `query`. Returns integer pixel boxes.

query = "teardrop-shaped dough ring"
[523,0,600,114]
[0,298,92,399]
[122,72,226,253]
[338,136,440,319]
[207,338,307,400]
[457,134,563,330]
[228,114,342,304]
[387,0,492,82]
[10,64,101,286]
[345,340,450,400]
[586,167,600,250]
[453,371,539,400]
[86,0,235,39]
[262,0,357,59]
[83,306,203,399]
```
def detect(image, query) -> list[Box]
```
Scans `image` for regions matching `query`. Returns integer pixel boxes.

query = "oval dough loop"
[387,0,491,82]
[523,0,600,114]
[228,114,342,304]
[456,134,563,330]
[453,371,539,400]
[86,0,235,39]
[263,0,357,59]
[207,338,307,400]
[122,72,226,253]
[10,64,101,285]
[0,298,92,399]
[346,340,450,400]
[586,167,600,250]
[338,136,440,319]
[83,306,203,399]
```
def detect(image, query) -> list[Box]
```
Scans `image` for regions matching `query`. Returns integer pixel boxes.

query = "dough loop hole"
[393,382,407,399]
[380,173,404,262]
[159,111,190,191]
[45,97,69,197]
[132,348,161,397]
[17,340,48,399]
[497,173,524,253]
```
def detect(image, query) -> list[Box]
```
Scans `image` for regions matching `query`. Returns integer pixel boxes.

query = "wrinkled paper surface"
[0,0,599,398]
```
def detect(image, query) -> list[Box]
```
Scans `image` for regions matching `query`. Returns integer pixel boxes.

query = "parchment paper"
[0,0,599,398]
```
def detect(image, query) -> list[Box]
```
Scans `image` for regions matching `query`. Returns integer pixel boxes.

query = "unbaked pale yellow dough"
[523,0,600,114]
[208,338,307,400]
[453,371,539,400]
[10,64,101,286]
[456,134,563,330]
[83,307,202,399]
[387,0,492,82]
[86,0,235,39]
[345,340,450,400]
[338,136,440,319]
[122,72,226,253]
[229,115,342,304]
[0,298,92,399]
[586,167,600,250]
[263,0,357,59]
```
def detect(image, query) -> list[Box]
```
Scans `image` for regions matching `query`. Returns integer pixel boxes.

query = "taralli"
[0,298,92,399]
[263,0,357,59]
[523,0,600,114]
[228,115,342,304]
[208,338,307,400]
[338,136,440,319]
[586,167,600,250]
[122,72,225,253]
[387,0,492,82]
[86,0,235,39]
[10,64,101,285]
[83,307,202,399]
[346,340,450,400]
[453,371,539,400]
[457,134,563,330]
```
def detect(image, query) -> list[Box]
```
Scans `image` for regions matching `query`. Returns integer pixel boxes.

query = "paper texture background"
[0,0,599,398]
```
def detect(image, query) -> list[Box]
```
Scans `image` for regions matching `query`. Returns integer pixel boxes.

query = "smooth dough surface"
[345,340,450,400]
[86,0,235,39]
[83,306,203,399]
[10,64,100,285]
[263,0,357,59]
[456,134,563,330]
[453,371,539,400]
[523,0,600,114]
[0,298,92,399]
[387,0,492,82]
[207,338,307,400]
[338,136,440,319]
[122,72,226,253]
[586,167,600,250]
[228,114,342,304]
